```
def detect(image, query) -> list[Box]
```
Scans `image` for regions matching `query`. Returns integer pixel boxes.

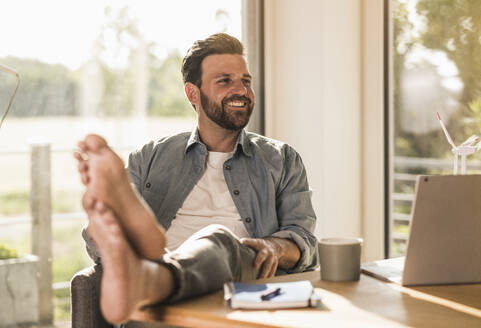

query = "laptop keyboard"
[361,257,405,284]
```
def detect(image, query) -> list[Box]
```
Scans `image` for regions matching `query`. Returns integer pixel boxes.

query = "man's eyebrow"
[213,73,252,79]
[213,73,231,78]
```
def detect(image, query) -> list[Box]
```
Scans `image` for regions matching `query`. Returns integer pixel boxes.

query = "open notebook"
[224,280,321,309]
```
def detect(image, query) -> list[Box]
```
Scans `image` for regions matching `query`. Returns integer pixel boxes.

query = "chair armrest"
[71,264,112,328]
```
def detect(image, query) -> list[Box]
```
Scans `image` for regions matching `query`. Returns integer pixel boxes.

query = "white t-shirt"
[166,151,250,250]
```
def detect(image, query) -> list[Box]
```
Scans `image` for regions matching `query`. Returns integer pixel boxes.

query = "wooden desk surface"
[130,271,481,328]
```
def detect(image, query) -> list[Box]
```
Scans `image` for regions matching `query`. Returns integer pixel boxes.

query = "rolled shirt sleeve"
[272,146,318,273]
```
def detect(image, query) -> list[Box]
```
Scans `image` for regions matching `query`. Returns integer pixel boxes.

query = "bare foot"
[76,134,166,260]
[76,134,131,207]
[87,201,174,324]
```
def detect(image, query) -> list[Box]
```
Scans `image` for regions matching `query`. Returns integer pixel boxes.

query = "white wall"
[361,0,385,260]
[264,0,384,260]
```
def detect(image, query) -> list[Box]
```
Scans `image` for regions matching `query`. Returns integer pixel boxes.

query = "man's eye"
[219,78,231,84]
[243,79,251,86]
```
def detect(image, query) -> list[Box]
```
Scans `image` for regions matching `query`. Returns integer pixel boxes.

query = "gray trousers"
[157,224,261,303]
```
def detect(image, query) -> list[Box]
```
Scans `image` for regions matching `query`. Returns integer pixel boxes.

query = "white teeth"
[227,101,245,107]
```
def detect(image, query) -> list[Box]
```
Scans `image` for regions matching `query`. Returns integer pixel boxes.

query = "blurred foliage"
[0,7,193,119]
[0,191,29,216]
[393,201,412,215]
[52,223,91,283]
[417,0,481,105]
[393,223,410,234]
[0,57,78,117]
[0,190,83,216]
[149,50,195,117]
[417,0,481,150]
[393,0,421,157]
[54,291,71,321]
[394,0,481,159]
[0,244,18,259]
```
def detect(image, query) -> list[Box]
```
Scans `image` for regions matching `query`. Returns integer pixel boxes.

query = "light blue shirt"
[127,128,318,272]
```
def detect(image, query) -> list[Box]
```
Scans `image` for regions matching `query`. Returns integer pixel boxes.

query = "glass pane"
[390,0,481,257]
[0,0,241,324]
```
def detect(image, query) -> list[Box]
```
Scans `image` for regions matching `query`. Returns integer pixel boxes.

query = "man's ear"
[185,83,200,106]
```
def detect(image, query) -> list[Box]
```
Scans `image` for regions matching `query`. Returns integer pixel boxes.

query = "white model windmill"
[437,112,481,175]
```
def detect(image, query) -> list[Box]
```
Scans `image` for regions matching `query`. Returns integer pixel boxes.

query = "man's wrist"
[263,237,300,270]
[263,237,283,256]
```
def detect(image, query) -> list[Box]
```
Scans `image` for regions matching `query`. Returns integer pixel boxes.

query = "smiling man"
[76,33,318,324]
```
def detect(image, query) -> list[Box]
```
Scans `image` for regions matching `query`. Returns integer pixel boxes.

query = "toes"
[81,173,89,186]
[77,140,88,153]
[85,134,108,152]
[95,201,108,214]
[73,151,87,162]
[82,192,96,212]
[77,159,89,185]
[90,209,124,250]
[77,159,88,173]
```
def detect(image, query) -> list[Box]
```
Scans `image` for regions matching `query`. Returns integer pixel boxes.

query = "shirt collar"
[185,126,202,153]
[236,128,253,157]
[185,127,253,157]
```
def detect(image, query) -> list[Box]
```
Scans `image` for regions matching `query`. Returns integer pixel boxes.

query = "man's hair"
[181,33,244,88]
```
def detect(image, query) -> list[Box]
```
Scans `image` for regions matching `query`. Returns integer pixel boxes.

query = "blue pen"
[260,287,282,301]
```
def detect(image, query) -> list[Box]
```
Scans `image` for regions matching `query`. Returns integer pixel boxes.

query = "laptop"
[362,174,481,286]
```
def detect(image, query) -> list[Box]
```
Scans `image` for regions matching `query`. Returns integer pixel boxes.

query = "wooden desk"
[130,271,481,328]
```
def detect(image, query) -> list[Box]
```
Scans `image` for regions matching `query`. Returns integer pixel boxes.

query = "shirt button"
[233,190,240,195]
[145,182,151,188]
[245,217,252,223]
[225,165,232,170]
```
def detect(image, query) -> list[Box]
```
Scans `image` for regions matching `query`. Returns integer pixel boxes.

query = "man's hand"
[241,238,281,278]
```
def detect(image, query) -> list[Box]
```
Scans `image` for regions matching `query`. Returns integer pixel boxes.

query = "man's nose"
[231,80,248,95]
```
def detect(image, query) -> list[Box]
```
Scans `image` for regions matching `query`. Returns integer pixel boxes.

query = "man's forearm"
[264,237,300,270]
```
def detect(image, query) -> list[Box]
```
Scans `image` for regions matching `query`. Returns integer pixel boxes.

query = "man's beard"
[200,90,254,131]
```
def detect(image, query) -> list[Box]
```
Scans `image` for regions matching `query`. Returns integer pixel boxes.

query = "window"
[0,1,242,323]
[389,0,481,257]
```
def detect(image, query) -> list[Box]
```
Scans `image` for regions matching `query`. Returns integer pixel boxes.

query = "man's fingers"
[241,238,260,250]
[260,261,271,278]
[261,254,278,278]
[267,257,278,277]
[259,254,277,278]
[254,248,268,270]
[242,238,280,278]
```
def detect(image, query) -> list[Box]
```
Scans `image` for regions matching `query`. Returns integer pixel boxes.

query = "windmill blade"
[436,112,457,148]
[461,135,479,146]
[0,64,18,77]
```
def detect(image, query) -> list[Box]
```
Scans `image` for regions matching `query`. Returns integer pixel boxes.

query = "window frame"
[242,0,265,135]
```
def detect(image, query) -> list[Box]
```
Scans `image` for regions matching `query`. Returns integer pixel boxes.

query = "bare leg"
[86,200,175,324]
[75,134,165,260]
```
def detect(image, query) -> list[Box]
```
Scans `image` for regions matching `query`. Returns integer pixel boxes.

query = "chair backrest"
[70,264,112,328]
